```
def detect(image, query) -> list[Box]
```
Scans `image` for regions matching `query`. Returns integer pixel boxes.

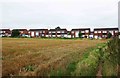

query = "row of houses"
[0,27,119,39]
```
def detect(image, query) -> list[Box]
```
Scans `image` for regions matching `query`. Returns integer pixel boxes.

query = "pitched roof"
[49,29,67,31]
[71,28,90,31]
[0,29,11,31]
[12,29,27,31]
[29,29,48,31]
[94,28,119,31]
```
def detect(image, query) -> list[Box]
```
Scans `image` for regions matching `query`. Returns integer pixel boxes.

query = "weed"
[23,65,35,71]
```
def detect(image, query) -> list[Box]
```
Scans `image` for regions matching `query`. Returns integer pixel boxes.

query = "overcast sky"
[0,0,119,31]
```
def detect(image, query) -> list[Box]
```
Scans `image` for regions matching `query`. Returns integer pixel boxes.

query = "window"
[103,31,107,33]
[43,31,45,33]
[57,31,60,33]
[36,32,39,36]
[94,31,97,33]
[85,30,89,33]
[0,31,2,33]
[52,31,55,33]
[61,31,64,33]
[20,31,23,33]
[81,31,84,33]
[115,31,118,33]
[40,31,42,33]
[109,31,114,35]
[2,31,5,33]
[71,31,74,34]
[98,31,101,33]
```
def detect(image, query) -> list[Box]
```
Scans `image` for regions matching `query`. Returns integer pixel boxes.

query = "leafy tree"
[107,32,112,38]
[78,32,82,38]
[11,30,20,37]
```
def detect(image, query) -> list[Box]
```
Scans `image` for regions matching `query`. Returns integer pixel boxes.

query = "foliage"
[101,38,119,76]
[73,45,104,76]
[78,32,82,38]
[11,30,20,37]
[107,32,112,38]
[106,38,120,64]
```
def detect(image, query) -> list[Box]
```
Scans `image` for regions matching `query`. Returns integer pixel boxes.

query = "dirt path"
[96,61,102,78]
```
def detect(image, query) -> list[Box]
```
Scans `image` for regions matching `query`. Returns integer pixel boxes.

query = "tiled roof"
[0,29,11,31]
[29,29,48,31]
[49,29,67,31]
[12,29,28,31]
[94,28,119,31]
[71,28,90,31]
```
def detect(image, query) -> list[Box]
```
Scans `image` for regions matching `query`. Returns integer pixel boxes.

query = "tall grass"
[73,44,106,76]
[102,38,120,76]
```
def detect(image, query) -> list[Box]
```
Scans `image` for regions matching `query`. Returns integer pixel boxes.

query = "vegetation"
[107,32,112,38]
[11,30,20,37]
[2,38,106,76]
[2,38,119,77]
[78,32,82,38]
[102,38,120,76]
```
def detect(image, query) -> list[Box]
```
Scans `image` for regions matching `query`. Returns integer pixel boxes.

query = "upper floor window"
[57,31,60,33]
[40,31,42,33]
[52,31,55,33]
[61,31,64,33]
[20,31,23,33]
[85,30,89,33]
[71,31,74,34]
[43,31,45,33]
[115,31,118,33]
[98,31,101,33]
[81,31,85,33]
[0,31,2,33]
[94,31,97,33]
[103,31,107,33]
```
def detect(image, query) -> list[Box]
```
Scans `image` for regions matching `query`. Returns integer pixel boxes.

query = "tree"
[107,32,112,38]
[78,32,82,38]
[11,30,20,37]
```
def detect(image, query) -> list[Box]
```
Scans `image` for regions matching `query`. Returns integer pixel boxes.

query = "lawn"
[1,38,106,76]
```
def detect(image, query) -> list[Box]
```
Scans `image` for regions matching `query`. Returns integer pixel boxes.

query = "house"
[12,29,29,37]
[29,29,48,37]
[49,27,68,38]
[71,28,90,38]
[0,29,11,37]
[94,28,119,39]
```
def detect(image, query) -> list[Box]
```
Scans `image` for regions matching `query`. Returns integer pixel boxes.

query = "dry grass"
[1,38,106,76]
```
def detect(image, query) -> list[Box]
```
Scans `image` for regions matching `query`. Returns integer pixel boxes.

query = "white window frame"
[94,31,97,33]
[98,31,101,33]
[115,31,118,33]
[85,30,89,33]
[103,31,107,33]
[81,31,85,33]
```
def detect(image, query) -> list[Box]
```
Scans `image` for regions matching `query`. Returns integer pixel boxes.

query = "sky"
[0,0,120,31]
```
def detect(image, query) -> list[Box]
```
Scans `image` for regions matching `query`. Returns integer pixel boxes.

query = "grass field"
[1,38,107,76]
